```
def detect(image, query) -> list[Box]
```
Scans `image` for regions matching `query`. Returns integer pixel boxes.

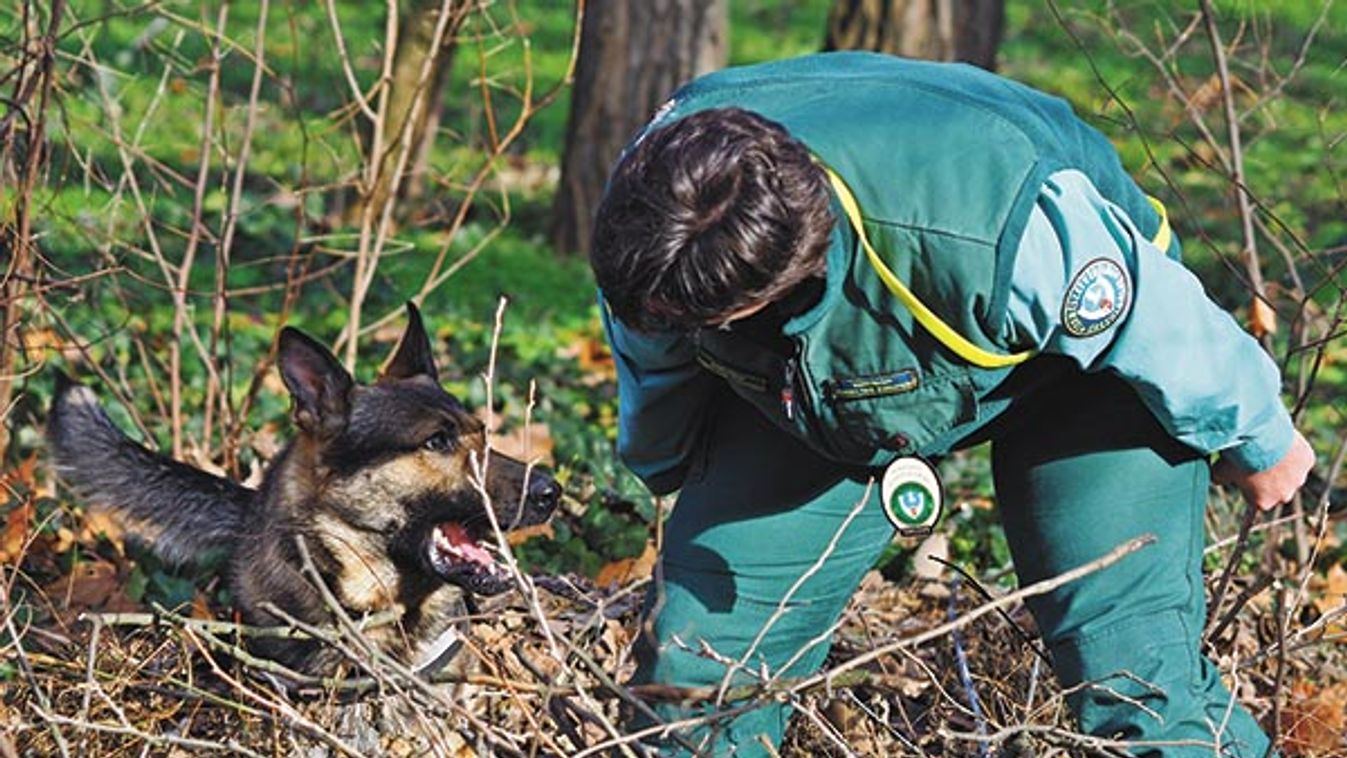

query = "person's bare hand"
[1212,431,1315,511]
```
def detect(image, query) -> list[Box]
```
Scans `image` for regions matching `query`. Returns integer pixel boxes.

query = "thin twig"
[3,582,73,757]
[796,535,1156,693]
[33,709,268,758]
[1206,501,1259,639]
[928,555,1050,664]
[1263,584,1287,758]
[1286,433,1347,622]
[1205,572,1274,644]
[168,3,228,459]
[721,482,873,705]
[1200,0,1269,341]
[74,615,100,756]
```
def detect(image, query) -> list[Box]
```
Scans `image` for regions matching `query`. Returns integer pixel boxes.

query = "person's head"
[591,107,834,332]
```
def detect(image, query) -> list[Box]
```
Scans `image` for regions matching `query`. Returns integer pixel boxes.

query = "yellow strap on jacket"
[822,167,1173,370]
[822,167,1034,368]
[1147,195,1172,253]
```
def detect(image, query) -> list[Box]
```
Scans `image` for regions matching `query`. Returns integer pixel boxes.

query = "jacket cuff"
[617,435,693,496]
[600,296,695,372]
[1219,409,1296,473]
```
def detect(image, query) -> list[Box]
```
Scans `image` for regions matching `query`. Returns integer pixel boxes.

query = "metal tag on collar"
[880,456,944,537]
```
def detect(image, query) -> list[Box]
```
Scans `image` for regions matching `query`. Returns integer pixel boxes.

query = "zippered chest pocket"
[694,345,812,425]
[824,369,977,455]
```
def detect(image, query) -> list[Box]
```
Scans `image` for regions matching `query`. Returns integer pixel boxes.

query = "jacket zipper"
[783,338,866,461]
[695,349,769,393]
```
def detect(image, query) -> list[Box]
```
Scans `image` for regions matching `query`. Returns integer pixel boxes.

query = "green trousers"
[630,371,1272,756]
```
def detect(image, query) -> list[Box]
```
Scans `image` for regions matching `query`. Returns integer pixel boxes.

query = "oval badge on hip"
[881,456,944,537]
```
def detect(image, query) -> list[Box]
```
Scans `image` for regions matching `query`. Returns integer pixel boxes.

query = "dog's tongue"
[435,522,494,566]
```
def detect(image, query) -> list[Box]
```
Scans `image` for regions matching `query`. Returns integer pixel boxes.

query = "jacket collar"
[784,192,853,337]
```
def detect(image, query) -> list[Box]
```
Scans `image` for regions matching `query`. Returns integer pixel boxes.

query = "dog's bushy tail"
[47,372,253,565]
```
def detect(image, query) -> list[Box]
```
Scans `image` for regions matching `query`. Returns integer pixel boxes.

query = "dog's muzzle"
[424,467,560,595]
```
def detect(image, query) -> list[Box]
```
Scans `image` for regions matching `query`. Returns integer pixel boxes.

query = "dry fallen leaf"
[1282,679,1347,757]
[1249,296,1278,339]
[558,334,616,385]
[21,328,84,364]
[963,496,995,510]
[595,541,657,589]
[187,442,228,478]
[1309,562,1347,640]
[600,617,632,659]
[1182,72,1252,118]
[4,453,39,490]
[506,522,555,546]
[0,454,38,563]
[0,497,34,564]
[44,559,139,615]
[1311,563,1347,620]
[1187,73,1226,114]
[190,591,214,621]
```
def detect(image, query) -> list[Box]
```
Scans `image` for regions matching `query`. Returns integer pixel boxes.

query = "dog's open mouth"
[424,522,513,595]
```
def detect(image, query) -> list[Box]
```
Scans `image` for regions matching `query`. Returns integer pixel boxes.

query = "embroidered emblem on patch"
[1062,258,1129,338]
[880,456,944,537]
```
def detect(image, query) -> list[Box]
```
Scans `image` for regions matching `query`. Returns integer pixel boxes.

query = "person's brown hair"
[590,107,834,332]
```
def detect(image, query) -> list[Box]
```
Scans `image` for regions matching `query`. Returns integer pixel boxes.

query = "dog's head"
[276,304,558,598]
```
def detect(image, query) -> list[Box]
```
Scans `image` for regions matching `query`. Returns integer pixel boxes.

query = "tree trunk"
[824,0,1004,72]
[0,0,64,461]
[364,0,468,218]
[550,0,728,257]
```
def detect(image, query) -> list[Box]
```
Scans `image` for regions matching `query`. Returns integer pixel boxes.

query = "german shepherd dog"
[47,304,559,675]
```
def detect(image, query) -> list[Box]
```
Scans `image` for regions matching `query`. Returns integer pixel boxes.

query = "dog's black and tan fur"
[48,305,558,675]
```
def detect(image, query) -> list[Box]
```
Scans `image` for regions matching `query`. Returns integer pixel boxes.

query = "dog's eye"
[422,431,456,453]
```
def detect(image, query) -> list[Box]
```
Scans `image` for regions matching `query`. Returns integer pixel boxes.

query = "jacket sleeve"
[600,296,719,494]
[1001,169,1295,472]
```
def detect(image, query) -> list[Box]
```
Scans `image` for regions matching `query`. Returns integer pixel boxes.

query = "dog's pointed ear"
[278,327,353,438]
[379,302,439,382]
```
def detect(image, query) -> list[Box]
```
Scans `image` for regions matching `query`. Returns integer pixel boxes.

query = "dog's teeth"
[432,523,496,568]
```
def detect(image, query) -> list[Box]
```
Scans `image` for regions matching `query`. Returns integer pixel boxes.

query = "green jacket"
[602,53,1294,495]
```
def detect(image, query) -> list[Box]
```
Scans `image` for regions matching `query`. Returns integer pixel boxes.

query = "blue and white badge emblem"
[1062,258,1129,338]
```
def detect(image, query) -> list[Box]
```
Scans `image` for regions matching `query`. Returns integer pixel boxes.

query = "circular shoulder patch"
[1062,258,1130,338]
